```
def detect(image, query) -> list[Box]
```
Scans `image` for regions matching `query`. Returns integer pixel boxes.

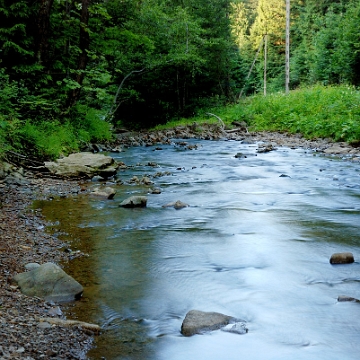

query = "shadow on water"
[36,140,360,360]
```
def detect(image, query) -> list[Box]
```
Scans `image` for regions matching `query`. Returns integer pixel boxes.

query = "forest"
[0,0,359,159]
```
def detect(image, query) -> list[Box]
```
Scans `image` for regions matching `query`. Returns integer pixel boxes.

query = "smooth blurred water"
[38,140,360,360]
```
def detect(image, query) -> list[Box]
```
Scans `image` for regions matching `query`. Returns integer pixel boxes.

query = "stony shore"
[0,176,94,359]
[1,127,359,359]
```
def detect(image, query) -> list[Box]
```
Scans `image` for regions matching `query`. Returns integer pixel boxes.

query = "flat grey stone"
[13,262,83,302]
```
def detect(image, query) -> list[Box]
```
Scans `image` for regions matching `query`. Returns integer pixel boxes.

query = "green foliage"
[232,85,360,142]
[1,0,360,160]
[156,85,360,143]
[291,0,360,87]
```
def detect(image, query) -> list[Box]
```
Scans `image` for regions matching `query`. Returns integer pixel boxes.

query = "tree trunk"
[67,0,90,108]
[35,0,55,66]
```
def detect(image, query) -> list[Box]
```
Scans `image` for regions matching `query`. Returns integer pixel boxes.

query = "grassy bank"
[1,85,359,161]
[0,107,113,160]
[156,85,360,144]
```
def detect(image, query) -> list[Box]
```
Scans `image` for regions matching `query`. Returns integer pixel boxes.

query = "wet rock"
[257,143,276,153]
[90,186,116,199]
[110,145,123,152]
[13,262,83,302]
[324,144,351,155]
[330,252,354,264]
[141,176,153,185]
[91,175,106,182]
[45,152,118,179]
[181,310,238,336]
[120,195,147,208]
[222,321,248,335]
[47,306,63,316]
[162,200,189,210]
[338,295,360,303]
[149,187,161,194]
[129,176,140,184]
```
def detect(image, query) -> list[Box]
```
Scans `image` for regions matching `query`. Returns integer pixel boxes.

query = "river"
[37,139,360,360]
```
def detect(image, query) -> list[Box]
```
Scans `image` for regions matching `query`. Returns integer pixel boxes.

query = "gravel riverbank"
[0,176,94,359]
[1,129,359,359]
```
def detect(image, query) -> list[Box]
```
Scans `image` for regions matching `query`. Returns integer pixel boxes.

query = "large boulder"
[330,252,354,264]
[181,310,244,336]
[13,262,83,302]
[120,195,147,208]
[45,152,118,179]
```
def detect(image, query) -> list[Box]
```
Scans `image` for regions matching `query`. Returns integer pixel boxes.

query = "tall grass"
[1,107,113,160]
[156,85,360,143]
[235,85,360,142]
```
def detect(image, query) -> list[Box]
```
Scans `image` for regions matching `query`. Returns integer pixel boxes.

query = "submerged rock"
[222,322,248,335]
[162,200,189,210]
[338,295,360,303]
[330,252,354,264]
[13,262,83,302]
[257,143,276,153]
[149,187,161,194]
[120,195,147,208]
[181,310,245,336]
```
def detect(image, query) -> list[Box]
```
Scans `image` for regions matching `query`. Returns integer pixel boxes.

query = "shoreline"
[1,130,359,359]
[0,176,94,359]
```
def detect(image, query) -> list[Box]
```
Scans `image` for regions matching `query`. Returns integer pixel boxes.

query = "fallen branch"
[225,128,244,134]
[206,113,225,131]
[38,317,101,333]
[5,150,45,169]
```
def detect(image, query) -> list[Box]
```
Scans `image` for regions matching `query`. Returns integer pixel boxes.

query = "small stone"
[25,263,41,271]
[37,322,51,329]
[330,252,354,264]
[222,322,248,335]
[150,188,161,194]
[162,200,189,210]
[46,349,57,357]
[48,306,63,317]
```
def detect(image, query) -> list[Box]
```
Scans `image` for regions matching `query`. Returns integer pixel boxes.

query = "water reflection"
[38,140,360,360]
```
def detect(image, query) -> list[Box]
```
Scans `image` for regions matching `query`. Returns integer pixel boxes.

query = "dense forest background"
[0,0,359,157]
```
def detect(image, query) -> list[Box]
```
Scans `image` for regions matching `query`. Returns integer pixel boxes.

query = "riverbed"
[37,139,360,360]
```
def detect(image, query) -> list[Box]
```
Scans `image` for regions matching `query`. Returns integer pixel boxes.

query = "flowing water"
[36,140,360,360]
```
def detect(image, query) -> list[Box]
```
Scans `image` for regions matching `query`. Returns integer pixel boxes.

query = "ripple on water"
[38,140,360,360]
